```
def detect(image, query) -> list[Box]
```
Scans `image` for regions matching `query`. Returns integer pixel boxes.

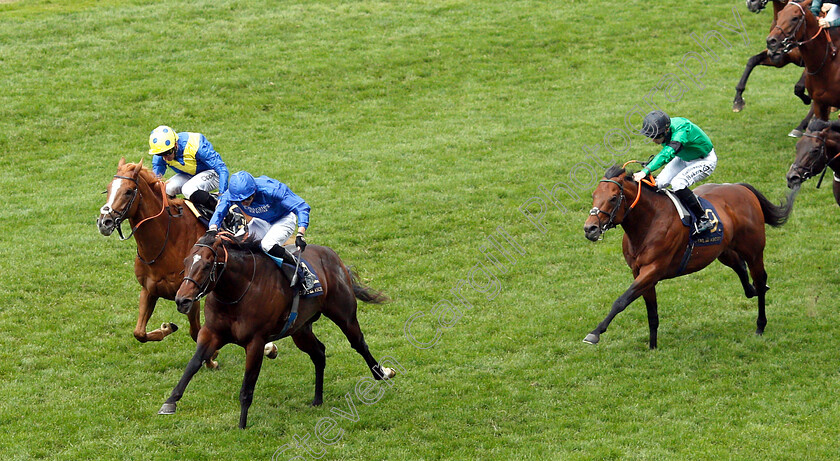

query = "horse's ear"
[118,157,126,168]
[132,158,144,177]
[807,118,830,133]
[828,121,840,133]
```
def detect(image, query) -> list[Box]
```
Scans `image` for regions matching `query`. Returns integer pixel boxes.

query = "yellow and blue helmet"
[148,125,178,155]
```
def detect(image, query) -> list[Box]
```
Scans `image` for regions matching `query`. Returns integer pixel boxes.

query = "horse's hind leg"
[718,250,757,298]
[746,255,769,336]
[642,288,659,350]
[291,324,326,406]
[325,306,395,380]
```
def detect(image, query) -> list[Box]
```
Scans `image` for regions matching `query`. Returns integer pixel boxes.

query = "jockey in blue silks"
[148,125,230,212]
[209,171,317,291]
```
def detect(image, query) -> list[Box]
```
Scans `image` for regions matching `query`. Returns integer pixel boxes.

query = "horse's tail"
[739,183,798,227]
[349,269,390,304]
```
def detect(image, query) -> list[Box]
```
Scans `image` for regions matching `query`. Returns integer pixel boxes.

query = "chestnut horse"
[767,1,840,123]
[582,165,796,349]
[158,231,396,428]
[786,118,840,205]
[738,0,816,137]
[97,159,206,345]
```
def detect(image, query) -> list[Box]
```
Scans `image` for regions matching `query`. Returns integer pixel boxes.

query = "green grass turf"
[0,0,838,459]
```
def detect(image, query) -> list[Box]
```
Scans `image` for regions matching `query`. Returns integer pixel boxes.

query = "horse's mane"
[805,118,840,134]
[197,231,263,253]
[121,163,162,186]
[603,165,658,193]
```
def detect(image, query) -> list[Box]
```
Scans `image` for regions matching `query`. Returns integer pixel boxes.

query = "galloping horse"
[158,231,396,428]
[97,159,206,344]
[739,0,816,137]
[582,165,796,349]
[767,1,840,123]
[786,118,840,205]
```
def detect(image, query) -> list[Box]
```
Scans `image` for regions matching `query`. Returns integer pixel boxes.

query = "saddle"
[661,189,723,246]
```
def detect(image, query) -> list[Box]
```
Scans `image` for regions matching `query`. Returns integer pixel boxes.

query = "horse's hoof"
[311,399,323,407]
[788,129,803,138]
[756,329,765,336]
[381,367,396,379]
[158,403,177,415]
[264,343,278,360]
[204,350,220,369]
[732,100,744,112]
[583,333,600,345]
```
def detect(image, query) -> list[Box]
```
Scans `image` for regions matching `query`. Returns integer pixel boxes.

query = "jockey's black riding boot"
[266,244,317,292]
[675,188,714,235]
[189,189,218,211]
[266,244,298,283]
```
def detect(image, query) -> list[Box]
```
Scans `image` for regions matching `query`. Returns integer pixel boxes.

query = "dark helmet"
[640,110,671,139]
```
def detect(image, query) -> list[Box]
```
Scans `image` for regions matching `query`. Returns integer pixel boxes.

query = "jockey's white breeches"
[655,149,717,191]
[165,170,219,199]
[247,212,298,252]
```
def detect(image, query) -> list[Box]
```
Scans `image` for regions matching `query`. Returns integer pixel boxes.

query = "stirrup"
[693,218,714,235]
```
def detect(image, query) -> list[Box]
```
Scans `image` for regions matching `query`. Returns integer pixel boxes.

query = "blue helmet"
[228,171,257,202]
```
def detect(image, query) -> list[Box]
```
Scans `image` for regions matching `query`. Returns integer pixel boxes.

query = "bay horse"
[582,165,796,349]
[158,231,396,429]
[786,118,840,205]
[767,1,840,124]
[739,0,816,137]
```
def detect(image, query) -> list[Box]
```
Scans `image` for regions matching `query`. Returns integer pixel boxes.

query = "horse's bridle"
[182,237,256,304]
[104,175,141,241]
[589,179,627,233]
[773,1,811,53]
[183,243,228,302]
[796,132,840,180]
[103,173,182,264]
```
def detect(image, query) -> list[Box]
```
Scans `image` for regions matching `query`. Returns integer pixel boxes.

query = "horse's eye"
[124,190,132,196]
[610,196,619,204]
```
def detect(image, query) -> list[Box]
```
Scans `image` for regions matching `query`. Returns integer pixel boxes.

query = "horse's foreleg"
[793,71,811,106]
[642,288,659,350]
[158,330,220,416]
[291,325,326,406]
[187,299,201,342]
[734,51,773,112]
[238,340,266,429]
[790,106,815,138]
[133,290,176,342]
[584,266,660,346]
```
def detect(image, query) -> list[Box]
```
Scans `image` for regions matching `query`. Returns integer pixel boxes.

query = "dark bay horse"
[786,118,840,205]
[767,1,840,123]
[582,165,796,349]
[98,159,205,345]
[159,231,396,429]
[739,0,816,137]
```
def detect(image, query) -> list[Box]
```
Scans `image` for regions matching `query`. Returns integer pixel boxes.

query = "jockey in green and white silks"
[209,171,318,291]
[148,125,230,212]
[812,1,840,29]
[632,111,717,235]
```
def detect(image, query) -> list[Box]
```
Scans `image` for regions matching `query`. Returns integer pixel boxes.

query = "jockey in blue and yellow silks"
[148,125,230,211]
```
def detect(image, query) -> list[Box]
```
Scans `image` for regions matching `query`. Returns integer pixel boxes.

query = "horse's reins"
[109,174,181,264]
